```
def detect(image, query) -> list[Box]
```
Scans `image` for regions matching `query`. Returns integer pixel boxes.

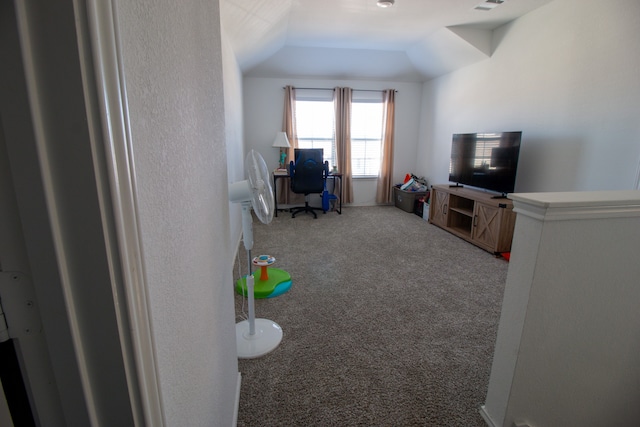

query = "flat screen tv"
[448,131,522,195]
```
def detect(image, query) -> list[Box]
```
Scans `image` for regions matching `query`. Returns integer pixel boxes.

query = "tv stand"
[428,184,516,254]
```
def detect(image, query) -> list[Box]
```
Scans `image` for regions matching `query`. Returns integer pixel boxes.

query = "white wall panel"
[418,0,640,193]
[115,1,239,425]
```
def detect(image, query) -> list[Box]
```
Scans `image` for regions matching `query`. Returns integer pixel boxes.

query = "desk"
[273,172,342,217]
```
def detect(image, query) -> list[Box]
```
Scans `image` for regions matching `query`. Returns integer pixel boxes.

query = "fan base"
[236,318,283,359]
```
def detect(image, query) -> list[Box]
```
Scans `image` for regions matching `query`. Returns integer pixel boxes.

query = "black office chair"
[289,149,328,219]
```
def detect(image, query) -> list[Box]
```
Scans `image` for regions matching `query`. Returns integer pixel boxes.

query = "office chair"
[289,148,328,219]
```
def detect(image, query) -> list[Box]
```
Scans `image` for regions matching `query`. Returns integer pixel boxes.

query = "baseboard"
[232,372,241,427]
[479,405,498,427]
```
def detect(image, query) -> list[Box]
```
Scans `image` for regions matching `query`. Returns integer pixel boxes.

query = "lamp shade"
[272,132,290,148]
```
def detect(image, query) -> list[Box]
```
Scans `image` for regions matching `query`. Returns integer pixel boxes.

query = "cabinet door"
[472,202,501,251]
[429,188,449,227]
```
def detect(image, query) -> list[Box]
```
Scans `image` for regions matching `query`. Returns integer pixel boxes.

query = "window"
[351,93,384,177]
[293,89,385,177]
[294,90,336,167]
[474,133,501,170]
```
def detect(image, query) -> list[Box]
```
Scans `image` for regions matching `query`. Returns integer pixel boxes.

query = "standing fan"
[229,150,282,358]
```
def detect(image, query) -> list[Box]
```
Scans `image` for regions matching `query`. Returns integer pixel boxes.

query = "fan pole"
[243,202,255,336]
[246,267,255,336]
[235,204,282,359]
[236,269,283,358]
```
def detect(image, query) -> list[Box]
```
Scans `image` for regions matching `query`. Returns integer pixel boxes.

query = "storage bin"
[393,186,428,213]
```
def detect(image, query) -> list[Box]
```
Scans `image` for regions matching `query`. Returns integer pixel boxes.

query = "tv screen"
[448,131,522,194]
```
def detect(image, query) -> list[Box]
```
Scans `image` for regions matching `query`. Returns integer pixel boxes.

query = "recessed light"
[474,0,505,11]
[377,0,395,8]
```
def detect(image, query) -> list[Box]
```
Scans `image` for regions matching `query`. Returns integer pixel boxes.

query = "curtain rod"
[283,87,397,93]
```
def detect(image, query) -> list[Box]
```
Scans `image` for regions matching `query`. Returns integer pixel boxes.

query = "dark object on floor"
[289,148,329,219]
[394,185,428,213]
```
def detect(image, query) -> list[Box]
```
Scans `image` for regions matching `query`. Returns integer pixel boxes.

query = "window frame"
[293,90,336,168]
[292,89,386,179]
[350,92,384,178]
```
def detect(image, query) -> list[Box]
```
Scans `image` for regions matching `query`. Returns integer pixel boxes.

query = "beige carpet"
[234,205,508,426]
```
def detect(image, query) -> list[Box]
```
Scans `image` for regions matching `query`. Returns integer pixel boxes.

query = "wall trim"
[85,1,165,425]
[233,373,241,427]
[510,191,640,221]
[479,405,498,427]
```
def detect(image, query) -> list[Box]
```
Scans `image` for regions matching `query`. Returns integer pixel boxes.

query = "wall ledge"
[509,190,640,221]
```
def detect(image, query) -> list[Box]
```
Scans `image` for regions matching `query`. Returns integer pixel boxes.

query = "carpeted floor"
[234,205,508,426]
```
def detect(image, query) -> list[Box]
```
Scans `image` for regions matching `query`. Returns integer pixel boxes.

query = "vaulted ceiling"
[220,0,553,82]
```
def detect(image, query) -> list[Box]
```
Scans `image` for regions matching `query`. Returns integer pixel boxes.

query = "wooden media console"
[428,184,516,254]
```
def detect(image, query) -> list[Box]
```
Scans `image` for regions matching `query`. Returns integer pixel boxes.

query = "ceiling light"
[377,0,395,8]
[474,0,505,11]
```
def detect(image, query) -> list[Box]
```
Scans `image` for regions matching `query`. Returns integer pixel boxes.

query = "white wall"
[482,192,640,427]
[417,0,640,193]
[221,30,246,255]
[116,1,239,425]
[243,77,424,205]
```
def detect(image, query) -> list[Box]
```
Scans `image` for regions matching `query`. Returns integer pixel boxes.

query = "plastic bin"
[393,186,427,213]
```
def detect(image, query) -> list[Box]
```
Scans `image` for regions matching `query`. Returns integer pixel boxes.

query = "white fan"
[229,149,282,358]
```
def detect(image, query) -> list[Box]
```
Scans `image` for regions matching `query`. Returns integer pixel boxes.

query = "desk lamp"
[272,132,290,169]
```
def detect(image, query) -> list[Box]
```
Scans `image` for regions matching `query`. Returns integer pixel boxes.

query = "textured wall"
[221,31,246,254]
[115,1,238,425]
[418,0,640,193]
